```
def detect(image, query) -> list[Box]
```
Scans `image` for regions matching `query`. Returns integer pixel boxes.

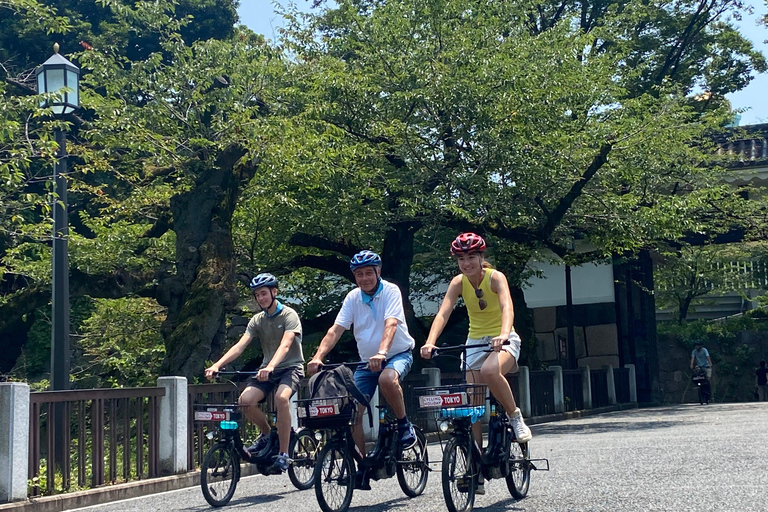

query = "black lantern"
[35,43,80,116]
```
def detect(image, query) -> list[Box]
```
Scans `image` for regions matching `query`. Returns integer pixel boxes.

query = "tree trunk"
[158,147,255,379]
[380,222,427,344]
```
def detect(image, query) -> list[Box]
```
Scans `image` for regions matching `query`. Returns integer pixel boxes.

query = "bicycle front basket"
[296,396,357,429]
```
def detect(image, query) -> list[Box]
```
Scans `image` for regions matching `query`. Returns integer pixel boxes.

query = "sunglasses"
[474,287,487,310]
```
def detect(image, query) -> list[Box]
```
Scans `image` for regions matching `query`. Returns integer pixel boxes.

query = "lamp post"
[35,44,79,393]
[36,43,79,474]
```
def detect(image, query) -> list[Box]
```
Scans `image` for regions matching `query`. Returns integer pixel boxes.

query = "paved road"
[70,403,768,512]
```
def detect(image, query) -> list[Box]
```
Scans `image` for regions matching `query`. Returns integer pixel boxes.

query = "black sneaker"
[398,422,417,449]
[247,434,269,455]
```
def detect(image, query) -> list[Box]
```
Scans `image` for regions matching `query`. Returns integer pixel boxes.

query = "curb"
[0,466,261,512]
[0,404,640,511]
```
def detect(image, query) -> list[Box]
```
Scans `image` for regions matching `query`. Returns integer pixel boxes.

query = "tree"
[655,243,768,323]
[0,1,268,380]
[240,0,765,348]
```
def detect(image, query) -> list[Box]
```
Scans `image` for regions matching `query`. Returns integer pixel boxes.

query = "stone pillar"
[158,376,187,475]
[604,364,617,405]
[421,367,441,387]
[550,365,564,413]
[518,366,531,417]
[581,366,593,409]
[625,364,637,403]
[362,387,380,442]
[0,383,29,503]
[290,392,299,430]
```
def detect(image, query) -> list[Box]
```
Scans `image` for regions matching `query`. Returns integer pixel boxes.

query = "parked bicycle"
[194,371,320,507]
[691,365,711,405]
[297,362,429,512]
[416,344,548,512]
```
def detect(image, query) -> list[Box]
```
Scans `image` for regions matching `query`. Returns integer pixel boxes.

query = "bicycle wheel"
[397,426,428,497]
[506,440,531,499]
[699,385,705,405]
[201,443,240,507]
[442,436,476,512]
[289,429,319,490]
[314,441,354,512]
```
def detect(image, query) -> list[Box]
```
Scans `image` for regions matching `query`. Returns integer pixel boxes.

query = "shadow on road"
[348,496,412,512]
[189,487,302,510]
[532,420,679,435]
[473,497,528,511]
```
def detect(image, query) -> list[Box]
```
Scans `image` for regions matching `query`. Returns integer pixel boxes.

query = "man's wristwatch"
[377,350,387,357]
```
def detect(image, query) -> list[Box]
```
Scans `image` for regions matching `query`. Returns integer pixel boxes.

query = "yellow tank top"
[462,270,503,339]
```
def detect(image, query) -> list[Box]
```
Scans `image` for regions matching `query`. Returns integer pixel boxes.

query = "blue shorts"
[354,350,413,400]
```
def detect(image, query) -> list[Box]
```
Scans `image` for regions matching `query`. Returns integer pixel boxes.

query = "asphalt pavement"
[67,402,768,512]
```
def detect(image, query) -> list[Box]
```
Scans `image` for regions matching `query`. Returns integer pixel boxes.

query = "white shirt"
[334,279,415,361]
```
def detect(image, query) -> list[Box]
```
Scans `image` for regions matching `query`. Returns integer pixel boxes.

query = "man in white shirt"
[308,250,417,456]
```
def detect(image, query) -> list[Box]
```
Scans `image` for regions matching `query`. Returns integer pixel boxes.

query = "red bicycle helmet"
[450,233,486,255]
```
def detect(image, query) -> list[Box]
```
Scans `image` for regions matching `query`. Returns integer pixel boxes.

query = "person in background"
[690,341,713,379]
[755,361,767,401]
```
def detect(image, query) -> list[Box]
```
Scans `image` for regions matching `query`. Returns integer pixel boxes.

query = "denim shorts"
[354,350,413,400]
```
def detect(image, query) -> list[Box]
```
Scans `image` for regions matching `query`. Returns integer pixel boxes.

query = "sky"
[238,0,768,126]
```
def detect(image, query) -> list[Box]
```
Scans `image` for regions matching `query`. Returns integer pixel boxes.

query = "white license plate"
[194,410,230,421]
[419,392,468,408]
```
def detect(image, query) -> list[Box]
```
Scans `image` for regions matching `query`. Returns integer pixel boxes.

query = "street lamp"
[36,43,79,392]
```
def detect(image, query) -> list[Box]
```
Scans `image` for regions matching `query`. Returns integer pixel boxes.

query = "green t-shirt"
[246,304,304,371]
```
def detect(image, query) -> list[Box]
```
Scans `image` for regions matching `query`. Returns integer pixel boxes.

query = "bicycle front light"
[220,420,239,430]
[439,420,451,433]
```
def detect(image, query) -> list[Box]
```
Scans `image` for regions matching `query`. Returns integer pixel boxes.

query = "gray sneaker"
[475,477,485,495]
[273,452,290,472]
[510,408,532,443]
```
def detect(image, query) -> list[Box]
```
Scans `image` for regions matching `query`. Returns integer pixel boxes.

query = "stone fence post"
[158,376,187,475]
[580,366,593,409]
[604,364,617,405]
[518,366,531,418]
[625,364,637,403]
[550,365,565,413]
[363,387,380,442]
[421,367,441,387]
[0,382,29,503]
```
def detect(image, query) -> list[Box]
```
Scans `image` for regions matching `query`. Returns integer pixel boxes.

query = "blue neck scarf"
[265,300,284,318]
[361,280,384,307]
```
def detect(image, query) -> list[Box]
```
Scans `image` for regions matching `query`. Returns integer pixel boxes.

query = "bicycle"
[297,362,429,512]
[194,371,320,507]
[692,365,711,405]
[415,344,548,512]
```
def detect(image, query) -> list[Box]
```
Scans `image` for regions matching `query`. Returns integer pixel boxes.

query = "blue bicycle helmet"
[249,273,278,290]
[349,250,382,271]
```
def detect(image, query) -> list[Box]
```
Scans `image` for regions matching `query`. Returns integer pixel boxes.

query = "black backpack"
[307,365,372,427]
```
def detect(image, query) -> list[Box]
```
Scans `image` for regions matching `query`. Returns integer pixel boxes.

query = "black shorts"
[245,366,304,401]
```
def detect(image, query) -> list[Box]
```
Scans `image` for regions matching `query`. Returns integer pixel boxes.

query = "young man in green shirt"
[205,273,304,472]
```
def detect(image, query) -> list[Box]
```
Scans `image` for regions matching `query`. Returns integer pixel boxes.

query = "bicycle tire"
[201,442,240,507]
[314,441,354,512]
[506,440,531,499]
[397,426,429,497]
[289,429,319,490]
[442,436,476,512]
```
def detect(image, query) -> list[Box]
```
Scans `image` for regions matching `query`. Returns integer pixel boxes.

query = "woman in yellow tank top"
[421,233,532,449]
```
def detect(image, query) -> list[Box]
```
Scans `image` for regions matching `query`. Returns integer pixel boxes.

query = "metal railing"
[562,369,585,412]
[529,370,556,416]
[28,387,164,497]
[590,368,610,408]
[614,367,631,404]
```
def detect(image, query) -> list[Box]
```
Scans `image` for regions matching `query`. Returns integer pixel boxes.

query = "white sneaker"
[509,408,532,443]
